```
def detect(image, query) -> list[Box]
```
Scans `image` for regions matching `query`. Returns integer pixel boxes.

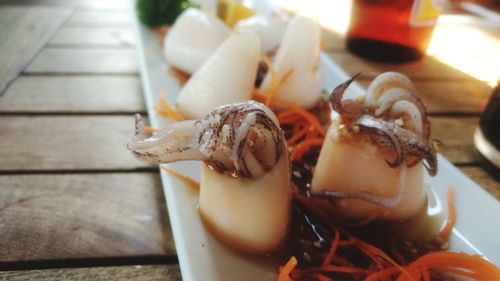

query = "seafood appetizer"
[137,2,500,276]
[163,10,322,114]
[175,30,261,119]
[312,72,437,221]
[128,101,291,255]
[164,8,231,74]
[130,65,500,280]
[235,14,287,54]
[260,15,322,109]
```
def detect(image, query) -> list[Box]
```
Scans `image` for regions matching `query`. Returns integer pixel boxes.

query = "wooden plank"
[327,52,473,80]
[0,76,145,113]
[66,11,133,26]
[0,116,152,171]
[430,117,479,165]
[0,265,181,281]
[0,116,477,171]
[0,173,175,261]
[25,49,138,74]
[460,167,500,200]
[49,27,135,47]
[358,80,492,114]
[0,6,71,95]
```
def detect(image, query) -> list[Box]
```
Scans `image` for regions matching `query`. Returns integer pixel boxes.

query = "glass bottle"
[347,0,442,62]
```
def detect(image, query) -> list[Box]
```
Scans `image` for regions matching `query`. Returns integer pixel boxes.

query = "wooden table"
[0,1,498,280]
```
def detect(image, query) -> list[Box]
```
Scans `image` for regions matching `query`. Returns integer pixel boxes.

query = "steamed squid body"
[235,14,287,53]
[128,101,291,255]
[176,30,261,119]
[260,15,321,109]
[311,72,437,221]
[164,8,231,74]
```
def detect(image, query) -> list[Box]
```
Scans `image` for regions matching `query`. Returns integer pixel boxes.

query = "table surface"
[0,0,499,279]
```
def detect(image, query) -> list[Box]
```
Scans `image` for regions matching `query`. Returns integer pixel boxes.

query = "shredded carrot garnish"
[365,267,401,281]
[321,229,340,269]
[265,68,294,107]
[261,55,276,86]
[357,241,414,281]
[259,54,295,108]
[255,82,327,162]
[278,256,298,281]
[252,89,266,103]
[331,255,354,266]
[290,138,324,161]
[439,186,456,240]
[161,166,199,191]
[260,54,280,107]
[278,108,326,137]
[287,126,309,146]
[338,238,357,247]
[421,265,430,281]
[156,96,185,121]
[281,190,500,281]
[261,54,277,107]
[144,126,158,133]
[401,252,500,281]
[388,238,408,266]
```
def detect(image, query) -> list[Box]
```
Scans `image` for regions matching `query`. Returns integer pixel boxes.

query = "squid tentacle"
[329,72,363,123]
[356,115,403,168]
[128,101,285,179]
[365,72,430,139]
[128,115,204,164]
[355,115,437,176]
[329,73,437,177]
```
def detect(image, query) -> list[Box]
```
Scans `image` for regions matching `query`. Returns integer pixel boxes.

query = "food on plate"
[176,30,261,119]
[274,73,500,281]
[135,5,500,278]
[165,13,322,118]
[136,0,192,27]
[260,15,321,109]
[164,8,231,74]
[311,72,437,221]
[236,14,287,53]
[128,101,291,255]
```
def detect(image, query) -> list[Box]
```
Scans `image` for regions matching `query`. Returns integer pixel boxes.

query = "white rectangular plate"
[133,5,500,281]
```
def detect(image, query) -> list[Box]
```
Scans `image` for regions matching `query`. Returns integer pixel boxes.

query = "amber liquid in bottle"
[347,0,438,63]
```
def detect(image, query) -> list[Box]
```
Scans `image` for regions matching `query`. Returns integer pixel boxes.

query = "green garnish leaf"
[136,0,195,27]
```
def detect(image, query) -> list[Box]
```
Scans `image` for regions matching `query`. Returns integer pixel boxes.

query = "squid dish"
[128,101,291,255]
[312,72,437,221]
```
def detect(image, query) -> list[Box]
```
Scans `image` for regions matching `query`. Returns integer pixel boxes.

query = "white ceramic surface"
[133,6,500,281]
